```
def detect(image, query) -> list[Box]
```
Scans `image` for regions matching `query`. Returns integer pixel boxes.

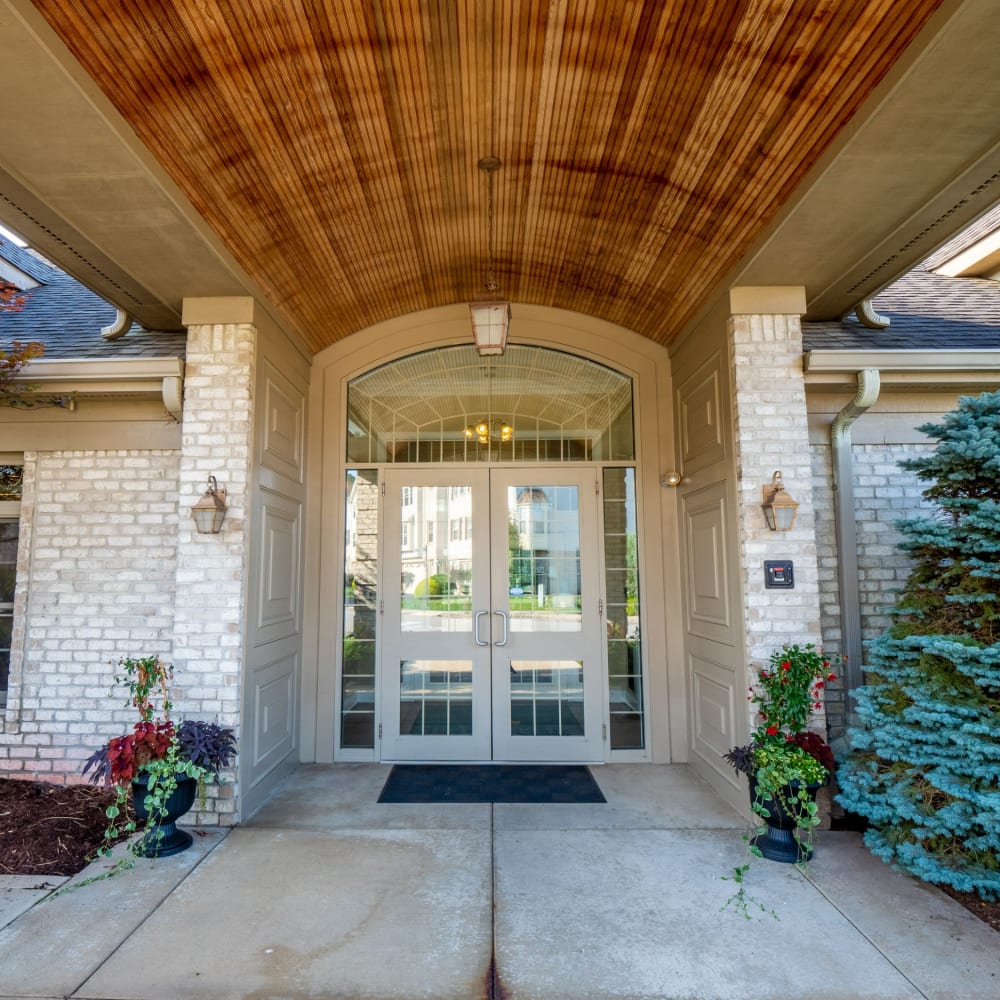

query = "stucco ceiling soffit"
[716,0,1000,328]
[15,0,959,354]
[0,0,272,334]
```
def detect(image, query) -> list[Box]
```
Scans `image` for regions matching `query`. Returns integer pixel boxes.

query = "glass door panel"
[491,470,604,761]
[380,467,604,762]
[380,470,492,761]
[399,660,474,736]
[507,484,582,633]
[509,660,585,737]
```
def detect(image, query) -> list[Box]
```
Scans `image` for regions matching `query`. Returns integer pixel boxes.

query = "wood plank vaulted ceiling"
[31,0,945,354]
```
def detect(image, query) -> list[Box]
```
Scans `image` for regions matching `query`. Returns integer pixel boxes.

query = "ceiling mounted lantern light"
[464,418,514,445]
[190,475,228,534]
[761,471,800,532]
[469,156,510,356]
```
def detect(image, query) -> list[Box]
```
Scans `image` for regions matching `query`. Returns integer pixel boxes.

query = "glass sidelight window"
[0,519,17,710]
[603,468,644,749]
[341,470,378,748]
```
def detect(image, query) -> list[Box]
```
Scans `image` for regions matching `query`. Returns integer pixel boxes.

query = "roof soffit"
[5,0,997,354]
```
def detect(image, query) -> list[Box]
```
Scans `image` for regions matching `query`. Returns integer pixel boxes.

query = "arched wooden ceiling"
[29,0,946,353]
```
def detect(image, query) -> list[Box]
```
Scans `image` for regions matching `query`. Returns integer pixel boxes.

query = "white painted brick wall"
[171,322,255,823]
[0,449,180,779]
[0,322,255,827]
[730,314,826,734]
[811,440,935,738]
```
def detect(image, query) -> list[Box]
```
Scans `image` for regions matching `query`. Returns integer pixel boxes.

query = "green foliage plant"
[722,643,836,917]
[79,656,236,879]
[413,573,449,598]
[0,338,73,408]
[837,390,1000,902]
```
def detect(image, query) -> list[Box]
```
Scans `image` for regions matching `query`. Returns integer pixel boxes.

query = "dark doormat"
[377,764,606,804]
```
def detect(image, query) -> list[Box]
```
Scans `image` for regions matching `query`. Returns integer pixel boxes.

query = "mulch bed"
[939,884,1000,933]
[1,776,998,932]
[0,776,130,876]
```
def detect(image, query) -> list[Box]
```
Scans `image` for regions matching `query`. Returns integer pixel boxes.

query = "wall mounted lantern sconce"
[761,470,799,531]
[469,156,510,355]
[191,475,228,534]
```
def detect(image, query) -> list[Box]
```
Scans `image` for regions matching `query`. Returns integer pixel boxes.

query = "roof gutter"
[831,368,881,721]
[13,357,184,422]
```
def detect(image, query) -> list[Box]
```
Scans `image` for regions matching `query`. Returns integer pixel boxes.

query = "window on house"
[0,518,19,711]
[346,345,635,465]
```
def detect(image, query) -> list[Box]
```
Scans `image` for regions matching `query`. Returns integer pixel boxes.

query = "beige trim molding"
[181,296,259,326]
[728,285,806,315]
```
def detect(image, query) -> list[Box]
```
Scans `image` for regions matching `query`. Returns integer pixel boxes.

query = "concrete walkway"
[0,764,997,999]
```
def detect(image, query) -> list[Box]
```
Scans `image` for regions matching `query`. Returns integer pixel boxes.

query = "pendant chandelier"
[469,156,510,356]
[464,418,513,445]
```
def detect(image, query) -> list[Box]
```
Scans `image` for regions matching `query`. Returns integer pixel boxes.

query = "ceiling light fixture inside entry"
[465,418,513,445]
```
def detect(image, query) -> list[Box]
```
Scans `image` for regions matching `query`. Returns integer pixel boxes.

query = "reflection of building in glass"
[400,485,471,596]
[341,470,379,748]
[510,486,580,605]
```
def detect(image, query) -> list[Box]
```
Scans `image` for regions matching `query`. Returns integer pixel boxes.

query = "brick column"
[728,288,824,720]
[174,299,257,823]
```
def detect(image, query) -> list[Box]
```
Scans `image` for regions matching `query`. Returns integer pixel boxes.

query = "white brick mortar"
[171,322,257,821]
[811,440,935,738]
[729,314,825,734]
[0,450,180,778]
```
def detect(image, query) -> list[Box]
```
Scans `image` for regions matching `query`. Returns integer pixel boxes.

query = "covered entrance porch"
[4,763,998,999]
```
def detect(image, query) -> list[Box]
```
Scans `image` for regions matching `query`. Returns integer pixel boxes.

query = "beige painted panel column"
[671,288,824,816]
[178,296,311,821]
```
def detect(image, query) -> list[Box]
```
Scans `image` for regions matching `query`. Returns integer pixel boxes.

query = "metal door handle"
[474,610,489,647]
[494,609,508,646]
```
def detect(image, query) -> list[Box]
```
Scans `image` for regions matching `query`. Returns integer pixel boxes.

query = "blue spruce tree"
[837,391,1000,901]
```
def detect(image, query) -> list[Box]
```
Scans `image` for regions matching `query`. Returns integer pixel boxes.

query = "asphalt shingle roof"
[803,261,1000,352]
[0,237,185,360]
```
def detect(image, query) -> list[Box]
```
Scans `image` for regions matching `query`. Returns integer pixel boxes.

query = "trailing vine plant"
[68,655,237,888]
[722,643,836,918]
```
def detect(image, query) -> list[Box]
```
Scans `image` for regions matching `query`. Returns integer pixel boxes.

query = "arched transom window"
[347,345,634,463]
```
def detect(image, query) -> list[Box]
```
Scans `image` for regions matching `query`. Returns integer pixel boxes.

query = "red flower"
[781,661,791,671]
[814,702,822,709]
[827,672,837,682]
[766,725,778,736]
[814,681,825,690]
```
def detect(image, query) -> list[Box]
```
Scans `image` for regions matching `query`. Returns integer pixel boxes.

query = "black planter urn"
[131,772,197,857]
[748,775,822,864]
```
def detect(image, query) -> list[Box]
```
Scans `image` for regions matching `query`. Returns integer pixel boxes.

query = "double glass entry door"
[380,468,604,762]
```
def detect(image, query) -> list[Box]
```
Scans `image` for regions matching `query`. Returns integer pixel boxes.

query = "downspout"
[162,375,183,422]
[854,298,890,329]
[831,368,880,726]
[101,306,133,340]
